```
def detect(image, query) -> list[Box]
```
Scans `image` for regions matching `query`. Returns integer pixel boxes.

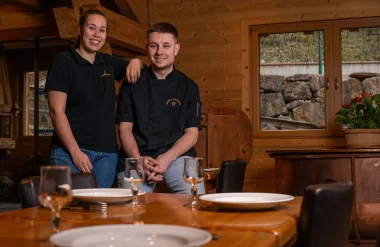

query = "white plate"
[50,224,212,247]
[199,192,294,210]
[72,188,146,203]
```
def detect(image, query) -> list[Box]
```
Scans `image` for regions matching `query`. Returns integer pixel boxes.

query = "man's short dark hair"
[147,22,178,40]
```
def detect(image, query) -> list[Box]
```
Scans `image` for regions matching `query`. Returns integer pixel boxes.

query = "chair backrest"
[19,176,40,208]
[19,173,97,208]
[297,182,354,247]
[216,159,247,193]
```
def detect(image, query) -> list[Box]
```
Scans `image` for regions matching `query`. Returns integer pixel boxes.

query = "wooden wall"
[150,0,380,192]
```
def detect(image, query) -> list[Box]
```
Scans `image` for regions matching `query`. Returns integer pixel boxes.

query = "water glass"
[183,157,207,208]
[124,157,145,207]
[38,166,72,233]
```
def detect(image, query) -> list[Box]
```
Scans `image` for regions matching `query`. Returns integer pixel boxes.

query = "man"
[117,22,205,193]
[45,9,143,188]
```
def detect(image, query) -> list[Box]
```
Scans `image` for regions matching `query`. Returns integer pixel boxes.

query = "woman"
[45,9,142,188]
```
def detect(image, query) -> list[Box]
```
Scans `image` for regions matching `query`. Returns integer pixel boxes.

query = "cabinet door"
[276,157,351,196]
[354,157,380,239]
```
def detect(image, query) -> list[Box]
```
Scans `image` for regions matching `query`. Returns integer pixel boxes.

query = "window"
[24,71,54,136]
[335,18,380,133]
[248,17,380,137]
[259,30,325,131]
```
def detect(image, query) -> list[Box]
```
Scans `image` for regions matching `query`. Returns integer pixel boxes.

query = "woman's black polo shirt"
[116,66,202,159]
[45,44,129,153]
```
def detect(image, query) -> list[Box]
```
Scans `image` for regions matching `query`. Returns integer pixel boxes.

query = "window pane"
[24,71,54,136]
[341,27,380,107]
[259,31,325,130]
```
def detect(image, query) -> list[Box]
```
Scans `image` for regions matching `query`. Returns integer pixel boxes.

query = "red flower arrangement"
[335,92,380,129]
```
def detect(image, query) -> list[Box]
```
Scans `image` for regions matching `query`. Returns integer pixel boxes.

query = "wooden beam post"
[33,37,40,175]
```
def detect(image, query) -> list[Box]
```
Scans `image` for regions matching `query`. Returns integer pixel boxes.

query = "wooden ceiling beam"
[0,0,42,12]
[0,11,58,42]
[0,11,54,30]
[54,3,147,54]
[53,7,78,42]
[125,0,148,26]
[114,0,148,26]
[0,26,57,42]
[61,4,145,54]
[71,0,99,23]
[113,0,137,21]
[0,39,69,50]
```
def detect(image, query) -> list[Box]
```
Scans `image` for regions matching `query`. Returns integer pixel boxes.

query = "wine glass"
[183,157,207,208]
[38,166,72,233]
[124,157,145,207]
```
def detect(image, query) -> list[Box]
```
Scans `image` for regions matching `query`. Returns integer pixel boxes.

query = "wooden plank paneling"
[179,43,241,61]
[152,0,379,17]
[179,59,241,76]
[151,0,379,191]
[193,75,242,91]
[180,33,240,46]
[151,0,379,192]
[200,90,241,102]
[0,26,57,42]
[153,0,380,21]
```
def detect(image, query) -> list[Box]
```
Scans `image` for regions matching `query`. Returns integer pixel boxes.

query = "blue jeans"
[117,156,205,194]
[50,148,117,188]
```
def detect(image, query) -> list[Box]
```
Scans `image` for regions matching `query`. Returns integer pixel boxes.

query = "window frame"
[332,17,380,136]
[21,70,53,139]
[242,17,380,139]
[251,21,334,138]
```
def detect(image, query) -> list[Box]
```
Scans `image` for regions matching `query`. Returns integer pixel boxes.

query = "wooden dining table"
[0,193,302,247]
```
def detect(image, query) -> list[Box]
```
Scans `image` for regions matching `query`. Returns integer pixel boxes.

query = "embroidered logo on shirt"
[166,98,181,107]
[100,71,111,77]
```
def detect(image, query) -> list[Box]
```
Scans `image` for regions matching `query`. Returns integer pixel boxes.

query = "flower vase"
[344,129,380,148]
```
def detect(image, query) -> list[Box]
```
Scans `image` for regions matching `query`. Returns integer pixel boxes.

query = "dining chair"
[216,159,246,193]
[19,173,97,208]
[297,181,354,247]
[377,224,380,247]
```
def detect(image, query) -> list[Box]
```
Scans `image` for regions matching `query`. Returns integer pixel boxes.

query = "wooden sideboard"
[268,148,380,244]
